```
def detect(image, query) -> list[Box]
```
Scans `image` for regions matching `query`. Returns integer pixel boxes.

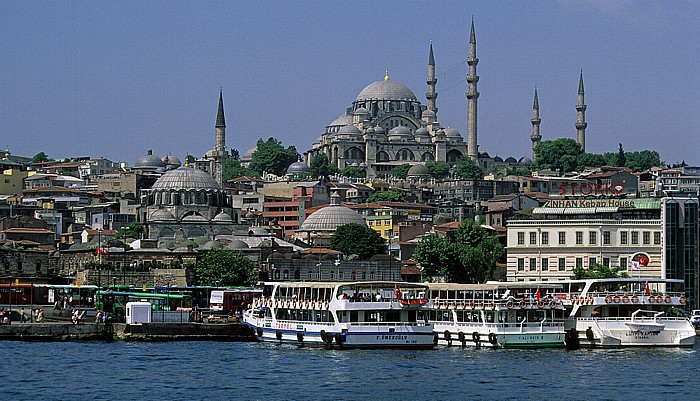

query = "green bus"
[95,290,193,321]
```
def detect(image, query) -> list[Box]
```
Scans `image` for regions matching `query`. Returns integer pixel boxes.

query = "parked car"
[690,310,700,329]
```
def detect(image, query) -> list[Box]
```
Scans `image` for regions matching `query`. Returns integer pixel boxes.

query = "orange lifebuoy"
[656,295,664,304]
[506,300,514,309]
[613,295,621,304]
[519,299,526,308]
[647,296,655,304]
[631,295,639,303]
[480,302,486,309]
[571,295,579,304]
[461,301,467,309]
[589,296,594,305]
[490,302,496,310]
[622,295,629,303]
[537,301,545,309]
[664,295,671,304]
[470,301,475,309]
[679,295,687,305]
[604,295,613,304]
[549,300,557,309]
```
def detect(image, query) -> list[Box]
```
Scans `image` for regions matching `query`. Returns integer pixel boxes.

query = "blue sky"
[1,1,698,166]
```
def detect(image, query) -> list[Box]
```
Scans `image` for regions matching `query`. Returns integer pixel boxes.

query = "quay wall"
[0,323,113,341]
[114,322,257,341]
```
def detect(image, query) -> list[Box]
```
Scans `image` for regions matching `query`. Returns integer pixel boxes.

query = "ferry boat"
[242,281,435,349]
[525,278,696,347]
[425,282,567,348]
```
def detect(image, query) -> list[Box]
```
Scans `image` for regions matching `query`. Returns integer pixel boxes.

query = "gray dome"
[287,161,310,174]
[414,127,430,137]
[242,147,257,162]
[519,156,532,164]
[354,107,369,115]
[227,240,249,250]
[494,156,504,162]
[150,209,176,221]
[479,150,491,158]
[329,114,352,127]
[356,79,417,102]
[505,157,518,163]
[182,214,208,222]
[248,227,268,236]
[388,125,412,141]
[151,166,222,191]
[337,125,363,136]
[200,240,223,250]
[135,149,165,169]
[422,109,436,118]
[407,164,431,177]
[213,211,233,222]
[444,127,462,139]
[374,125,386,134]
[300,194,365,232]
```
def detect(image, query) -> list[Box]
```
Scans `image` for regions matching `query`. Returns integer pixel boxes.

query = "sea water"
[0,340,697,400]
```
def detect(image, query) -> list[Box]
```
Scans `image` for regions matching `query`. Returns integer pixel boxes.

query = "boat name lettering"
[625,331,660,338]
[376,335,408,341]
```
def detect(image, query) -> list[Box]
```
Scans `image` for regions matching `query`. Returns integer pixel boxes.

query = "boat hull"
[569,319,696,347]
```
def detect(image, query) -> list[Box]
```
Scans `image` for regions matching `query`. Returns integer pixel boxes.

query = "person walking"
[19,308,27,323]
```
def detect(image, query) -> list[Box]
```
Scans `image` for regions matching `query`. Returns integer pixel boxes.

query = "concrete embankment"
[114,322,257,341]
[0,322,113,341]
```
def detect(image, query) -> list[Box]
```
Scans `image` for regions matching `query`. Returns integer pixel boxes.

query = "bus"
[209,288,262,315]
[95,290,192,321]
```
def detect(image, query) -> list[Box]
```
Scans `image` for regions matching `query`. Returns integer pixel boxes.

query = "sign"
[558,181,626,196]
[545,199,637,208]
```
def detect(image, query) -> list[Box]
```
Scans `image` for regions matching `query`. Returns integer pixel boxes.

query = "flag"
[535,287,541,302]
[394,284,402,300]
[644,281,650,295]
[631,261,640,270]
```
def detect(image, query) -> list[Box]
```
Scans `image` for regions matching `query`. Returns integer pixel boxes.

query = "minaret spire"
[466,16,480,159]
[213,87,228,187]
[216,86,226,129]
[530,88,542,161]
[575,70,587,152]
[426,40,438,113]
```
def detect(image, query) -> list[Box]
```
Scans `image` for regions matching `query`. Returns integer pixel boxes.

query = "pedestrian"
[20,308,27,323]
[36,308,44,322]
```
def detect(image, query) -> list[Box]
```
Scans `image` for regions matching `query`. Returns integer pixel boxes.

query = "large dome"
[300,194,365,232]
[356,79,417,102]
[135,149,165,169]
[151,166,222,191]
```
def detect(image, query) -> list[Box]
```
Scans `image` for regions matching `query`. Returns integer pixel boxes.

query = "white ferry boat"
[425,282,567,348]
[242,281,435,349]
[526,278,696,347]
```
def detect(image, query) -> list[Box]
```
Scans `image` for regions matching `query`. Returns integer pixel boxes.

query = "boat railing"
[578,316,688,323]
[450,320,563,332]
[345,321,432,328]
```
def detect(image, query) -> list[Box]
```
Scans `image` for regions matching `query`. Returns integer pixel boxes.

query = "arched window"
[377,151,390,162]
[421,152,434,161]
[283,270,289,280]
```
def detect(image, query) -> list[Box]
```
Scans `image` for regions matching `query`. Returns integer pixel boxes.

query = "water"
[1,340,698,400]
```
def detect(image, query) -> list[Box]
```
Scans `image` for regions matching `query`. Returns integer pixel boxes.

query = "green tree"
[309,154,339,179]
[577,153,607,170]
[224,158,255,181]
[625,150,661,172]
[533,138,582,173]
[506,167,532,176]
[31,152,49,163]
[571,263,630,280]
[414,220,504,283]
[390,164,411,179]
[340,166,365,178]
[616,143,627,167]
[454,156,483,179]
[425,161,450,180]
[367,191,405,203]
[195,248,257,286]
[330,223,386,260]
[115,222,145,239]
[248,137,299,176]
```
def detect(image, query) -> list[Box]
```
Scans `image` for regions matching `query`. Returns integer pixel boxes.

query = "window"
[517,232,525,245]
[576,258,583,269]
[368,220,373,226]
[308,271,313,280]
[517,258,525,271]
[603,231,611,245]
[541,232,549,245]
[558,258,566,271]
[603,257,610,267]
[619,257,628,271]
[589,257,596,266]
[576,231,583,245]
[541,258,549,271]
[529,258,537,271]
[384,220,390,226]
[620,231,628,245]
[529,232,537,245]
[558,232,566,245]
[653,232,661,245]
[631,231,639,244]
[643,232,650,245]
[589,232,597,245]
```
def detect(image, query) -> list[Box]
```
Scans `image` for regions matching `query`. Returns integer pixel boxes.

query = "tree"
[229,148,240,160]
[248,137,299,177]
[185,154,196,165]
[425,161,450,180]
[390,164,411,179]
[330,223,386,260]
[616,143,627,167]
[625,150,661,172]
[577,153,607,170]
[224,158,255,181]
[454,156,483,179]
[413,220,504,283]
[195,248,257,286]
[309,154,339,179]
[533,138,582,172]
[367,191,405,203]
[571,263,630,280]
[31,152,49,163]
[340,166,365,178]
[115,222,145,239]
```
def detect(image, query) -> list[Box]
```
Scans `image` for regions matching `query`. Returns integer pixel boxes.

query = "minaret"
[466,17,480,159]
[426,40,438,113]
[575,70,587,152]
[213,87,228,187]
[530,88,542,161]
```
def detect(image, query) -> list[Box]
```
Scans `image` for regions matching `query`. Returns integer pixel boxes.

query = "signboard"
[557,181,626,196]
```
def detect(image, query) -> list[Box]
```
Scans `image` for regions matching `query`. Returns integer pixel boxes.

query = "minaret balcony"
[531,118,541,124]
[575,122,588,129]
[576,104,587,111]
[467,57,479,64]
[466,75,479,83]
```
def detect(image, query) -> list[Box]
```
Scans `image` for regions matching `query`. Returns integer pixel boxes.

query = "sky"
[1,1,699,166]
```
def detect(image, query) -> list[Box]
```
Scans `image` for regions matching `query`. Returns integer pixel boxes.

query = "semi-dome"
[414,127,431,138]
[287,161,310,174]
[227,239,249,250]
[200,240,223,250]
[299,193,365,232]
[354,107,369,115]
[182,214,208,222]
[356,79,417,102]
[150,209,176,221]
[388,125,412,141]
[329,114,352,127]
[374,125,385,134]
[337,125,363,137]
[151,166,222,191]
[407,164,431,177]
[213,211,233,222]
[444,127,463,139]
[422,109,436,118]
[135,149,165,169]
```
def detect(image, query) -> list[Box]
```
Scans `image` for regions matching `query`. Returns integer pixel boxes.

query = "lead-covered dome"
[299,193,365,232]
[135,149,165,170]
[356,79,417,102]
[287,161,310,174]
[151,166,222,191]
